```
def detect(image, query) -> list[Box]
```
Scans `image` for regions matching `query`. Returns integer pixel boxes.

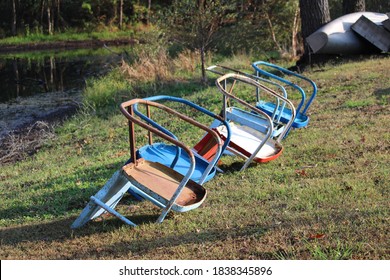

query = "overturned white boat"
[306,12,389,54]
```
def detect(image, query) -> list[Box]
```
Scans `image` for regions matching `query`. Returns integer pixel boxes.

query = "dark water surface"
[0,48,123,102]
[0,47,124,138]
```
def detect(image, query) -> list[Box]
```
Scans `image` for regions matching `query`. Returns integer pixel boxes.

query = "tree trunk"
[112,0,117,25]
[12,0,17,36]
[292,7,301,58]
[265,11,283,53]
[147,0,151,24]
[200,47,207,84]
[41,0,46,30]
[299,0,330,41]
[197,0,207,84]
[119,0,123,29]
[56,0,60,31]
[298,0,330,65]
[342,0,365,14]
[47,2,53,35]
[51,1,55,34]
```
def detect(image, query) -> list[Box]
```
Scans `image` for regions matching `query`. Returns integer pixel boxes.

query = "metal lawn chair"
[206,64,290,138]
[132,95,231,184]
[71,99,217,228]
[252,61,317,129]
[212,73,295,171]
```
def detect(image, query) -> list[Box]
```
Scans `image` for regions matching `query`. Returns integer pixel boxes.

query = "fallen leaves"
[308,233,326,240]
[295,169,308,176]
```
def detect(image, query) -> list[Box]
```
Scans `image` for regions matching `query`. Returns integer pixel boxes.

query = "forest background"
[2,1,389,61]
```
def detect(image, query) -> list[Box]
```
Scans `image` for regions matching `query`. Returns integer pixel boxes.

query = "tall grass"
[83,48,204,109]
[83,69,133,110]
[120,48,202,83]
[0,29,135,46]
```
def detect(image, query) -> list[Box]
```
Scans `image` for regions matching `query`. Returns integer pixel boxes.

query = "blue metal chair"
[252,61,317,129]
[213,73,296,171]
[71,99,213,228]
[206,64,290,138]
[133,95,231,185]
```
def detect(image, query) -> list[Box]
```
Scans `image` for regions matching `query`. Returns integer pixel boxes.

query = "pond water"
[0,47,126,138]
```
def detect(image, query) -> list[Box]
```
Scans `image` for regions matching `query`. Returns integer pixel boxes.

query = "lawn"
[0,54,389,260]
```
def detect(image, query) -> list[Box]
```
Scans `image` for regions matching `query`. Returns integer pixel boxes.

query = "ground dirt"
[0,91,81,164]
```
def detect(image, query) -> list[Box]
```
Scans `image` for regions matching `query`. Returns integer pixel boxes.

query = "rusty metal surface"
[122,159,206,207]
[120,99,210,222]
[120,98,222,165]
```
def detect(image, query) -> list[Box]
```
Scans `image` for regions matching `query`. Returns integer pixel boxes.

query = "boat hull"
[306,12,388,54]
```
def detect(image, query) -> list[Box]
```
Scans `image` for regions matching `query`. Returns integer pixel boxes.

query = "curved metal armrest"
[132,99,180,169]
[122,98,224,185]
[216,73,295,142]
[252,61,307,114]
[120,99,202,223]
[214,64,288,98]
[120,99,196,169]
[252,61,317,115]
[138,95,231,164]
[215,73,284,170]
[211,64,289,123]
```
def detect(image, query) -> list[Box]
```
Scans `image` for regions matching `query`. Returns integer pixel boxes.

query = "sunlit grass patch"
[344,99,375,108]
[0,30,135,46]
[83,69,134,110]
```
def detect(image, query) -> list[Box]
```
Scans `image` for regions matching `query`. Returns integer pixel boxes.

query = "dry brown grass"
[0,121,56,164]
[120,49,202,85]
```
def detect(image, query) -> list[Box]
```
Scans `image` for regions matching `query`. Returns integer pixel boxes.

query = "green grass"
[0,47,124,60]
[0,29,135,46]
[0,54,389,260]
[344,99,375,108]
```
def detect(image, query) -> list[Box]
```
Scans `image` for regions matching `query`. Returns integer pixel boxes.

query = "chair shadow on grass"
[0,211,161,247]
[218,160,259,173]
[374,87,389,103]
[0,161,128,222]
[1,209,268,259]
[69,224,268,259]
[1,157,267,255]
[0,159,184,245]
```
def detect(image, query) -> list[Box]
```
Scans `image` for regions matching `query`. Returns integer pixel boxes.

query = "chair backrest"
[215,73,296,142]
[215,73,296,170]
[126,97,226,185]
[252,61,317,116]
[207,64,288,123]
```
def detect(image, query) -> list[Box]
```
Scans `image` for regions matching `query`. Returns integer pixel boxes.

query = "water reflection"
[0,48,124,103]
[0,48,125,137]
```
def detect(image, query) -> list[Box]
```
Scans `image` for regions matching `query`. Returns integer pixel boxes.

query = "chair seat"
[123,159,207,212]
[216,122,283,163]
[226,107,285,137]
[257,101,309,128]
[193,130,220,161]
[137,143,216,183]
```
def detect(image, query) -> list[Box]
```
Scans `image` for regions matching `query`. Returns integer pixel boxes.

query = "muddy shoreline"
[0,105,79,162]
[0,38,137,164]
